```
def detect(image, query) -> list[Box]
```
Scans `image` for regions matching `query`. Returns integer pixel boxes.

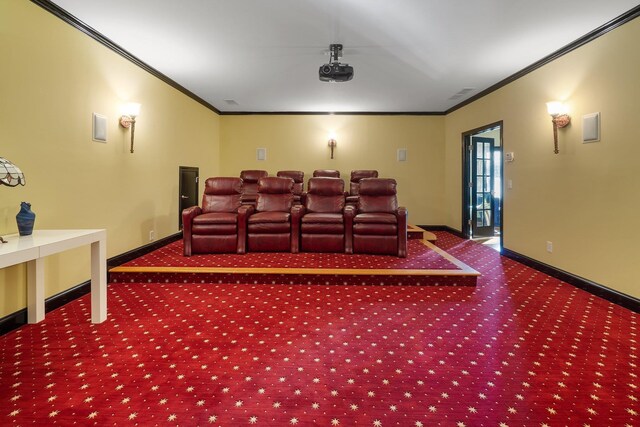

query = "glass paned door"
[471,137,494,237]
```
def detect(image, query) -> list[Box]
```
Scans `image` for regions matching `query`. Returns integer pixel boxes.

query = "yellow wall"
[0,1,220,317]
[445,17,640,298]
[220,115,446,225]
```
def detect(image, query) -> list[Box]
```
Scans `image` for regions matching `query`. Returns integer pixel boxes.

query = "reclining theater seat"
[276,170,304,204]
[345,178,407,257]
[240,169,268,206]
[313,169,340,178]
[346,169,379,205]
[296,177,348,253]
[182,177,253,256]
[247,176,298,252]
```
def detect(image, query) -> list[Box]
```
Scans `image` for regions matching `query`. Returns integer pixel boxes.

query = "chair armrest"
[181,206,202,256]
[182,205,202,222]
[344,204,356,217]
[292,204,306,219]
[344,205,356,254]
[237,205,255,254]
[397,206,408,258]
[238,204,255,218]
[290,205,306,253]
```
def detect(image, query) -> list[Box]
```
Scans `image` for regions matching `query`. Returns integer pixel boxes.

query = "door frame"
[178,166,199,230]
[461,121,503,243]
[470,136,496,238]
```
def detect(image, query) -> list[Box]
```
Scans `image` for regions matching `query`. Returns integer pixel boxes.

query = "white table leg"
[90,238,107,323]
[27,258,45,323]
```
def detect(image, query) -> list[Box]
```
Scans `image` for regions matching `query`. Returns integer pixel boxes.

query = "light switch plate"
[582,112,600,143]
[92,113,107,142]
[397,148,407,162]
[256,148,267,161]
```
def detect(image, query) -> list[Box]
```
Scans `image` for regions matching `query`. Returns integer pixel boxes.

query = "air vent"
[448,87,475,100]
[224,99,239,106]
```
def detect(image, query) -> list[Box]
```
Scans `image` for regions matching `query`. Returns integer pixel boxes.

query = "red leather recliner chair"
[247,176,300,252]
[182,177,253,256]
[277,170,304,204]
[295,177,348,253]
[345,178,407,257]
[240,170,268,206]
[313,169,340,178]
[346,169,379,205]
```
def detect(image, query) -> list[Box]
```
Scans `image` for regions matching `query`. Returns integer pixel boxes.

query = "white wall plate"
[92,113,107,142]
[582,112,600,143]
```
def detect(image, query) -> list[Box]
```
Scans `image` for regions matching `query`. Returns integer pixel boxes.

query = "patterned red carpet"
[1,232,637,426]
[119,239,460,270]
[110,238,477,287]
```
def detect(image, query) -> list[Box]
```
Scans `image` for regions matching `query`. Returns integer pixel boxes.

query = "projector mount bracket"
[329,44,343,63]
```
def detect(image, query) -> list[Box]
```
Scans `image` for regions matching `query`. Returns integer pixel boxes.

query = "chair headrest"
[258,176,294,194]
[313,169,340,178]
[277,170,304,183]
[240,170,268,183]
[358,178,397,196]
[308,177,345,195]
[350,169,379,182]
[204,177,243,195]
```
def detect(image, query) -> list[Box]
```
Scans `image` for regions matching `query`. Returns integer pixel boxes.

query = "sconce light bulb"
[121,102,141,118]
[327,134,337,159]
[546,101,567,117]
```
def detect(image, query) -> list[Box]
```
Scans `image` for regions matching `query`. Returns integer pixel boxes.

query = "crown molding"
[31,1,640,116]
[446,5,640,114]
[219,111,445,116]
[30,0,221,115]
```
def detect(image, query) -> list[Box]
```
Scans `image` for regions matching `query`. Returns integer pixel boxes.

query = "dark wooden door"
[179,166,199,229]
[471,137,494,237]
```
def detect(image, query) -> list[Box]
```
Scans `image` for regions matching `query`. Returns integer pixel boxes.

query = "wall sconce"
[328,133,337,159]
[0,156,26,243]
[546,101,571,154]
[119,102,141,153]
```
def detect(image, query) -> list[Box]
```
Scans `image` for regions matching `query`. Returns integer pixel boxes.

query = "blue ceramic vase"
[16,202,36,236]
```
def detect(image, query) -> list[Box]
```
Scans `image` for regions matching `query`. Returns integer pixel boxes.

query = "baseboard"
[0,232,183,336]
[502,248,640,313]
[0,279,92,336]
[0,309,27,336]
[45,279,92,312]
[107,232,182,269]
[418,225,465,239]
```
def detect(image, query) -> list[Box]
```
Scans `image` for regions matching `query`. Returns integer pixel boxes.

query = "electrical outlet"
[149,230,155,241]
[546,241,553,253]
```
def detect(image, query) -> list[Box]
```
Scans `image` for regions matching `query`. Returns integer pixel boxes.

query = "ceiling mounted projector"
[319,44,354,82]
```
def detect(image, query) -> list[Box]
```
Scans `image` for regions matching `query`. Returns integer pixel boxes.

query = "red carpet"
[109,238,478,287]
[119,239,460,270]
[1,232,637,426]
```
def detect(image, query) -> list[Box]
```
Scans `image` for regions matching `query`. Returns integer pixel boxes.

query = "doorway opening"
[179,166,199,230]
[462,122,503,251]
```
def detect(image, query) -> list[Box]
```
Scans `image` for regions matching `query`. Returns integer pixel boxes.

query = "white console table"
[0,229,107,324]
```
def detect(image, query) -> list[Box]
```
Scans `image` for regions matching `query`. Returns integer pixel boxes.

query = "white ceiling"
[49,0,639,113]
